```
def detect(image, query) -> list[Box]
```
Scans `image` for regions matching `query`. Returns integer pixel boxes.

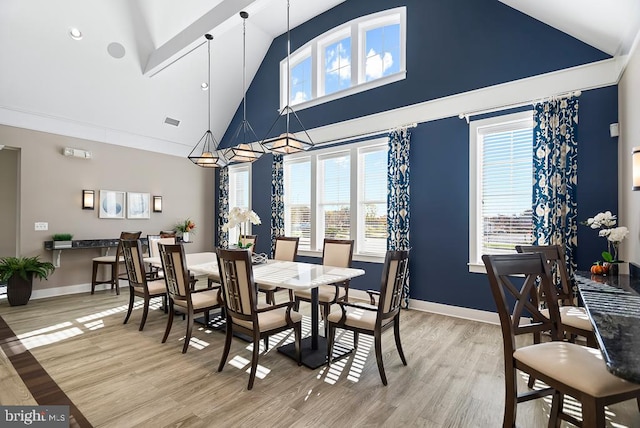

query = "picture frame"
[99,190,126,219]
[127,192,150,219]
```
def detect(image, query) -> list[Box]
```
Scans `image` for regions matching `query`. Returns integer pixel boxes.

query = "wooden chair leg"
[162,302,174,343]
[393,316,407,365]
[503,368,517,428]
[123,289,134,324]
[112,262,120,295]
[581,397,604,428]
[248,334,260,390]
[374,330,387,386]
[294,323,301,366]
[91,262,99,294]
[264,336,269,351]
[549,391,563,428]
[182,311,194,354]
[218,323,233,372]
[354,332,359,349]
[139,296,149,331]
[327,324,335,365]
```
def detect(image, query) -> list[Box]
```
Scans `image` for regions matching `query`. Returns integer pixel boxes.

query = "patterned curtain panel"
[218,167,230,249]
[532,97,579,278]
[270,154,285,257]
[387,128,411,308]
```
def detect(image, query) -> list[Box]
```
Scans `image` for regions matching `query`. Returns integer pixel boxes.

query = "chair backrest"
[122,239,147,288]
[273,236,299,262]
[159,230,177,238]
[482,253,562,358]
[148,235,176,258]
[158,243,192,302]
[117,231,142,259]
[322,239,354,268]
[240,235,258,251]
[515,244,573,305]
[216,248,256,323]
[377,250,410,322]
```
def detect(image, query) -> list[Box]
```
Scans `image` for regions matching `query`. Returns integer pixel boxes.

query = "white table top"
[144,252,365,291]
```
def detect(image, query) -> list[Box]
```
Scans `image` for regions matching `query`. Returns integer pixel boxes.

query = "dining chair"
[147,234,175,280]
[327,249,409,385]
[121,239,167,330]
[91,231,141,295]
[158,243,221,354]
[516,244,596,348]
[216,248,302,390]
[208,235,260,288]
[483,253,640,427]
[159,230,177,238]
[258,236,299,305]
[294,239,353,336]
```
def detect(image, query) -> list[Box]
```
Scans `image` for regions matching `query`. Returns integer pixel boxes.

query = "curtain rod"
[458,90,582,124]
[313,122,417,147]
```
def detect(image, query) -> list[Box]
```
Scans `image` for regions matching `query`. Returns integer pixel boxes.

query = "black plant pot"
[7,274,33,306]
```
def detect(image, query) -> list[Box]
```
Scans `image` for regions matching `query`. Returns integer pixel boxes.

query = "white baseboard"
[349,289,499,325]
[30,281,124,300]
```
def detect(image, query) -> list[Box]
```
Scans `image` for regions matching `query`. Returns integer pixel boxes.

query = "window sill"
[468,262,487,274]
[286,71,406,113]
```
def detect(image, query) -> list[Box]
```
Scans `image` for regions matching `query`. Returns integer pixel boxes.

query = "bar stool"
[91,231,141,295]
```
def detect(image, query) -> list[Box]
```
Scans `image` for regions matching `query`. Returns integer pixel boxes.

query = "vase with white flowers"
[221,207,261,249]
[583,211,629,275]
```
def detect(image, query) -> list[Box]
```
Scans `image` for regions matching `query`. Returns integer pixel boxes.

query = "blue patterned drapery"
[270,154,285,257]
[532,97,579,278]
[218,167,230,249]
[387,128,411,308]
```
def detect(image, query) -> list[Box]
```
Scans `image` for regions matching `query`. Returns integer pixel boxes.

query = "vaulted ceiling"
[0,0,638,157]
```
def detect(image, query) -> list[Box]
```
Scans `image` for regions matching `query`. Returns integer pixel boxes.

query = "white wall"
[619,43,640,266]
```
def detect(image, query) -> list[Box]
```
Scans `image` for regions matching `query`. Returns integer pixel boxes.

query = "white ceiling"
[0,0,638,157]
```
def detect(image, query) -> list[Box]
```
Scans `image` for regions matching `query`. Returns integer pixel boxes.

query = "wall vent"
[164,117,180,127]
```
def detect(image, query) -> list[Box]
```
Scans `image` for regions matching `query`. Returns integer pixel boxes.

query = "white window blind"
[480,126,533,255]
[358,147,387,255]
[469,111,534,272]
[318,152,351,242]
[228,164,251,244]
[284,159,311,250]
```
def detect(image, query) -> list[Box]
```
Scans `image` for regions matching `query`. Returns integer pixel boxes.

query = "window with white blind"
[469,111,534,273]
[228,163,251,244]
[283,138,388,260]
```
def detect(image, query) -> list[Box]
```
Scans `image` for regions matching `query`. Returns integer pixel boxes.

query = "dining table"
[574,266,640,384]
[144,251,366,369]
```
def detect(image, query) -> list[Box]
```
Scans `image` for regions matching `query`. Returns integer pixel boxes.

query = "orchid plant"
[221,207,261,249]
[583,211,629,262]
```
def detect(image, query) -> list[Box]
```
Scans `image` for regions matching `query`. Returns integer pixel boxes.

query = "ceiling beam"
[143,0,257,77]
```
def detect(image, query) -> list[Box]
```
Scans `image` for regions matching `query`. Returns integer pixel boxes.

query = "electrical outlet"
[35,222,48,231]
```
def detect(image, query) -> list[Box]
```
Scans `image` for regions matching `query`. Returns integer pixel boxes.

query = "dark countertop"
[44,238,148,250]
[575,266,640,384]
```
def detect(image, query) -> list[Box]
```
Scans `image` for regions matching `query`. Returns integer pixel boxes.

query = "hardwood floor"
[0,289,638,427]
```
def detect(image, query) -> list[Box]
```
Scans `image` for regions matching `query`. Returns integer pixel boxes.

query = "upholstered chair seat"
[540,306,592,331]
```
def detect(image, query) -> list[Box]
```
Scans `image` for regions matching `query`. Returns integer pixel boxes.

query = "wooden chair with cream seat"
[516,244,596,348]
[327,249,409,386]
[483,253,640,427]
[158,243,221,354]
[294,239,353,336]
[121,239,167,331]
[159,230,176,238]
[207,235,259,288]
[216,248,302,390]
[258,236,299,305]
[147,234,176,280]
[91,231,141,295]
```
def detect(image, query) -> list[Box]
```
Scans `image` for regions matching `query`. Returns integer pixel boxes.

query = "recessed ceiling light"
[69,28,83,40]
[201,83,209,90]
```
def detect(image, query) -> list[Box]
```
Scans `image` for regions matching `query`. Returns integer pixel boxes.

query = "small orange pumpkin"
[591,263,604,275]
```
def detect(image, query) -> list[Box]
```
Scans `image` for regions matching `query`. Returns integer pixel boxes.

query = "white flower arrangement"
[221,207,261,249]
[583,211,629,262]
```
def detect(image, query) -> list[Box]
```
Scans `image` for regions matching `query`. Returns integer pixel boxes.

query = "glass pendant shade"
[225,11,265,164]
[261,0,314,154]
[188,34,227,168]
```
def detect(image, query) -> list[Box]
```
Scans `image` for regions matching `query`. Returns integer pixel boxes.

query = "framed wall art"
[99,190,126,219]
[127,192,150,219]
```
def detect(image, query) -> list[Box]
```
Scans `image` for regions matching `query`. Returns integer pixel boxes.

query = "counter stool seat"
[91,231,141,295]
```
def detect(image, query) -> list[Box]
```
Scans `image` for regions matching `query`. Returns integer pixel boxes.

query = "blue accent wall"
[216,0,618,312]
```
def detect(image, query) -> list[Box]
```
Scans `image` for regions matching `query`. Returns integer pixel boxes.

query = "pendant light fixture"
[225,11,266,163]
[261,0,313,154]
[188,34,227,168]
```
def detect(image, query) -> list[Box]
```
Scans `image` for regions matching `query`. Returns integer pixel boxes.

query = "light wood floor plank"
[0,290,639,427]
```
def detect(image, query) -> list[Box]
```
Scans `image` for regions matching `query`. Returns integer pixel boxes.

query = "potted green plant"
[52,233,73,249]
[0,256,55,306]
